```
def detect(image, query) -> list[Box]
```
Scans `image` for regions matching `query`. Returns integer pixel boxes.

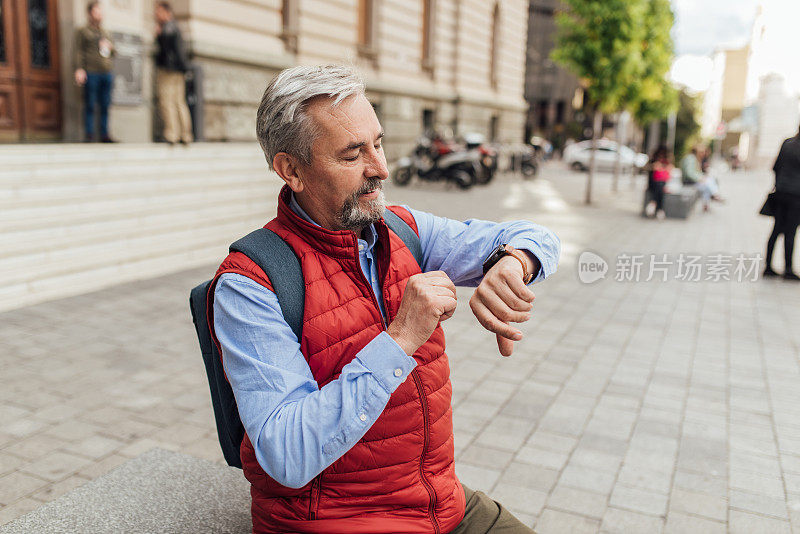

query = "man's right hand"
[74,69,87,86]
[387,271,457,356]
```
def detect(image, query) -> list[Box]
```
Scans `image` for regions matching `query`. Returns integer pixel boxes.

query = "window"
[421,0,435,72]
[358,0,378,57]
[490,3,500,88]
[489,115,499,142]
[281,0,299,53]
[422,108,435,132]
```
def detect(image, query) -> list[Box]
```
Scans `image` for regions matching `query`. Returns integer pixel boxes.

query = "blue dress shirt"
[213,198,560,488]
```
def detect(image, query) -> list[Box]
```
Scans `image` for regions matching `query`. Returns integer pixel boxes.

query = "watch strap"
[506,246,534,284]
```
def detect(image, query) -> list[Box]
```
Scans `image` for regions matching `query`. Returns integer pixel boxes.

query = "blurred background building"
[699,1,800,167]
[523,0,581,153]
[0,0,530,160]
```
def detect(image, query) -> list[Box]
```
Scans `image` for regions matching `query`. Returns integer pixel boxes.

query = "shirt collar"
[289,192,378,251]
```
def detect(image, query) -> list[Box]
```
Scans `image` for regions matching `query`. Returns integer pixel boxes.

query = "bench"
[0,449,251,534]
[663,186,699,219]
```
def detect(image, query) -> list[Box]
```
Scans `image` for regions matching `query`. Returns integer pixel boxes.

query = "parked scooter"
[463,133,498,185]
[393,135,479,189]
[520,146,539,179]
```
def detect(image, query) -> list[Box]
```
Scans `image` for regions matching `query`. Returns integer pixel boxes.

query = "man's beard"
[338,178,386,231]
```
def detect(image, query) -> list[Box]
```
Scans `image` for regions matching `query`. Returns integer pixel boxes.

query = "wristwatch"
[482,244,534,284]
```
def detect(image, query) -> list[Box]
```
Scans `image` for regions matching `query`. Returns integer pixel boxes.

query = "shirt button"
[359,413,367,422]
[393,368,403,377]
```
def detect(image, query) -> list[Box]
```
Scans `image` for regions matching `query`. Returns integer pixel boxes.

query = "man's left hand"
[469,254,537,357]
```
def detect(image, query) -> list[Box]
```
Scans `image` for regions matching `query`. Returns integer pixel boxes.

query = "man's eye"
[375,144,382,150]
[344,154,359,161]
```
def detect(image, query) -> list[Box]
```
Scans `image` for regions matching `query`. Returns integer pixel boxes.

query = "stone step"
[0,142,279,312]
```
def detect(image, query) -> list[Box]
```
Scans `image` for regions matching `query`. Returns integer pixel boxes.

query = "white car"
[564,140,648,173]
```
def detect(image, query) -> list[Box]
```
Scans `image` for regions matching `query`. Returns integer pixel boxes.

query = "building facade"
[0,0,529,158]
[523,0,581,149]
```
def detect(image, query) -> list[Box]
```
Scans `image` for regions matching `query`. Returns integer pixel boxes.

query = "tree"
[618,0,678,190]
[662,88,701,160]
[553,0,646,204]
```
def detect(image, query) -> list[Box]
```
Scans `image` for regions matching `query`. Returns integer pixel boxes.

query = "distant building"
[523,0,581,149]
[0,0,529,159]
[755,74,800,165]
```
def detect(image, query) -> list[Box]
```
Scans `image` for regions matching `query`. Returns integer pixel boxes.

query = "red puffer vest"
[209,186,465,533]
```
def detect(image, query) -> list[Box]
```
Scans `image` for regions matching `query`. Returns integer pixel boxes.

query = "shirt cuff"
[508,237,558,284]
[355,332,417,394]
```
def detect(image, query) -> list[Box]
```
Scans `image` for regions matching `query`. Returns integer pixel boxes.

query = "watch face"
[483,244,508,274]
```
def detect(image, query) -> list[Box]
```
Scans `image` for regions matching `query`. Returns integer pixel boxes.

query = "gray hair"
[256,64,366,169]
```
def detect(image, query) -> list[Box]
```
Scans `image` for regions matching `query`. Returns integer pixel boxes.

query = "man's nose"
[365,147,389,181]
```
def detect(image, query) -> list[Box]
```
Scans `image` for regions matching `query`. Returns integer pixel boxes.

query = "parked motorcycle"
[393,136,479,189]
[520,146,539,179]
[463,133,498,185]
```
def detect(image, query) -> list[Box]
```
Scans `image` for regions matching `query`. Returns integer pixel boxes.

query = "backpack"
[189,210,423,468]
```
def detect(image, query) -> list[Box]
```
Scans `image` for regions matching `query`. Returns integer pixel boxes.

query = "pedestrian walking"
[154,2,193,145]
[763,125,800,280]
[74,1,117,143]
[644,146,672,220]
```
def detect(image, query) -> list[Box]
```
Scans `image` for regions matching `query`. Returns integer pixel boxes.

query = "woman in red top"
[646,145,673,219]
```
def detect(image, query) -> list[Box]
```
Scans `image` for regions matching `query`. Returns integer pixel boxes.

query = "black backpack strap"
[383,209,423,268]
[230,228,304,341]
[190,279,244,468]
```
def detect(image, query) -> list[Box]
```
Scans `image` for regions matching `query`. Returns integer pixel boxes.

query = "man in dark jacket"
[764,126,800,280]
[74,1,116,142]
[154,1,193,145]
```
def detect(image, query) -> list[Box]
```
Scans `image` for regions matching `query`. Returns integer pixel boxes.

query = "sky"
[669,0,800,95]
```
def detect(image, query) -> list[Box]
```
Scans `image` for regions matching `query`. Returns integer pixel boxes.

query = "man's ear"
[272,152,304,193]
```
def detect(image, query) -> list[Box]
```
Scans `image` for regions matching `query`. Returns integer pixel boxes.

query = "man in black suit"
[764,125,800,280]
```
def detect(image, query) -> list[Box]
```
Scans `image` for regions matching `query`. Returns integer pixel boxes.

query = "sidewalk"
[2,163,799,533]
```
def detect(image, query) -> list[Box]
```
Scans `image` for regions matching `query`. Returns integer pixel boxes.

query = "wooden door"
[0,0,61,142]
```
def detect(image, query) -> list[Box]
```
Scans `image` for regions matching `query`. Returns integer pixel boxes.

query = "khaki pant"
[157,69,193,143]
[447,485,536,534]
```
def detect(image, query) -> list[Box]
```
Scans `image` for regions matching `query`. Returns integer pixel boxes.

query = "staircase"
[0,143,281,312]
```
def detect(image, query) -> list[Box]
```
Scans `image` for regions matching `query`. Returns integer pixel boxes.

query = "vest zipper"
[412,370,441,534]
[308,475,322,520]
[356,238,440,533]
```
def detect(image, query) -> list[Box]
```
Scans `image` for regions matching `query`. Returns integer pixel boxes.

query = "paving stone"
[513,446,569,470]
[459,444,514,470]
[0,498,42,526]
[571,447,623,473]
[61,435,125,460]
[547,485,607,519]
[728,509,791,534]
[609,484,668,517]
[1,433,64,461]
[19,451,93,482]
[535,508,600,534]
[729,489,788,519]
[0,453,25,477]
[456,463,501,493]
[558,464,617,495]
[489,483,548,516]
[497,462,559,493]
[0,471,48,505]
[729,470,786,499]
[525,431,577,454]
[672,470,727,496]
[669,488,727,522]
[600,507,664,534]
[30,474,90,503]
[664,512,726,534]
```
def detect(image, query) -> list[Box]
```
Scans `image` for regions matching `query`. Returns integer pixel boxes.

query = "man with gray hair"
[210,64,560,533]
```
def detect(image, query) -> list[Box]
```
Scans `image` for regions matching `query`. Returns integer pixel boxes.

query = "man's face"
[155,6,170,23]
[294,94,389,232]
[89,4,103,23]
